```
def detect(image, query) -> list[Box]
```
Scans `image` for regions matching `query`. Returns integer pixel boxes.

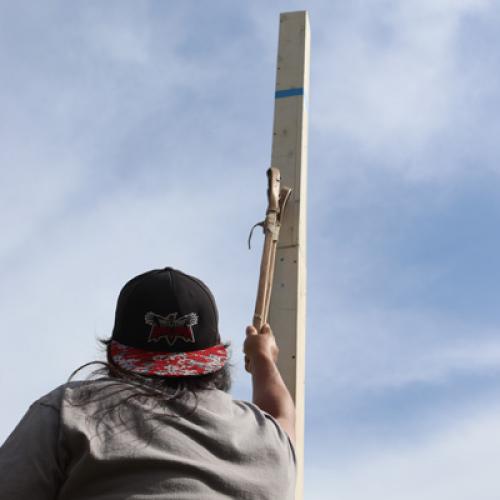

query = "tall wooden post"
[268,11,310,500]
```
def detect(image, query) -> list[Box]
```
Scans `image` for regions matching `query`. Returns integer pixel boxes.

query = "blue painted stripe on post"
[275,87,304,99]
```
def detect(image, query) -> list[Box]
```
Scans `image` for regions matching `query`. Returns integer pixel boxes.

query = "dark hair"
[68,338,232,416]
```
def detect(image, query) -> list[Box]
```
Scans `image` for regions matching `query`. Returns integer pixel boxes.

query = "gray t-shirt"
[0,380,295,499]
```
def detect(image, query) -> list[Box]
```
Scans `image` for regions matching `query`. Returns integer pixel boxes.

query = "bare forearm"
[251,356,295,441]
[244,324,296,444]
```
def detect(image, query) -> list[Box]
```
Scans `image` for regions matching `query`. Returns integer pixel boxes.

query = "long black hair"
[68,338,232,416]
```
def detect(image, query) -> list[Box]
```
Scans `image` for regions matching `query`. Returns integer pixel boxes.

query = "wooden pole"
[268,11,310,500]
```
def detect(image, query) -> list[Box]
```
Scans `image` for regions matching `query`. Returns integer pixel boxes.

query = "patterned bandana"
[110,340,229,377]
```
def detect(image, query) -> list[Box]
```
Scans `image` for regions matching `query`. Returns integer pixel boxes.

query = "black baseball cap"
[109,267,228,377]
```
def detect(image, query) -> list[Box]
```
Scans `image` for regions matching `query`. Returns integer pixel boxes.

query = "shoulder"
[231,398,296,463]
[34,379,117,412]
[33,382,78,412]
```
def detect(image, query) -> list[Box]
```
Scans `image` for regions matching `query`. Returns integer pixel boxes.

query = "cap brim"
[110,340,229,377]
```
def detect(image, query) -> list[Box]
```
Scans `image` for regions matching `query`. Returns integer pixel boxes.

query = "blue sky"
[1,1,500,498]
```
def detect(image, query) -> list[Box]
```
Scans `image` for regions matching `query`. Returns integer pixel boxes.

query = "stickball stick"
[252,167,292,331]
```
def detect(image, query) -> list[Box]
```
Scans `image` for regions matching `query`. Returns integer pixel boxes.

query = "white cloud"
[307,303,500,392]
[312,0,497,178]
[79,4,153,64]
[305,401,500,500]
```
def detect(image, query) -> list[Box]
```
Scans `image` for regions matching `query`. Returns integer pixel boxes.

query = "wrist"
[248,354,280,378]
[248,351,276,367]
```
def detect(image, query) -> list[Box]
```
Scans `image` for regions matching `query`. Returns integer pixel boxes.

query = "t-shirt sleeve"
[0,401,66,500]
[262,411,297,465]
[234,399,297,468]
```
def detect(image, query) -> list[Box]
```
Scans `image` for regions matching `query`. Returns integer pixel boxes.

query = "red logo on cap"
[145,311,197,345]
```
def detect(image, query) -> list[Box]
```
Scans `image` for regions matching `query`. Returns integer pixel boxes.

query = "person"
[0,267,296,499]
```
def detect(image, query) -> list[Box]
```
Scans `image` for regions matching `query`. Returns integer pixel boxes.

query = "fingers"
[246,325,258,337]
[244,323,277,373]
[246,324,272,336]
[260,323,272,335]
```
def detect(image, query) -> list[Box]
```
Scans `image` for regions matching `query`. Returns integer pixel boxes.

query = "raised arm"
[243,323,296,446]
